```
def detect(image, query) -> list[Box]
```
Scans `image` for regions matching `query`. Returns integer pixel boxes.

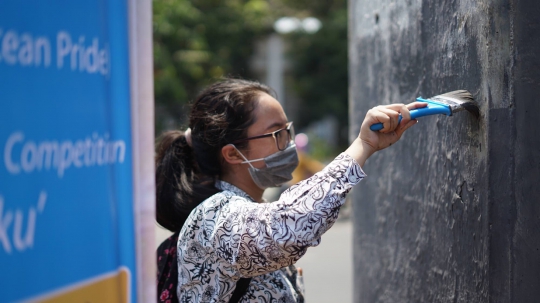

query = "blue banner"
[0,1,137,301]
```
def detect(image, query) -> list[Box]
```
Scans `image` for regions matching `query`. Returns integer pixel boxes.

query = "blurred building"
[250,34,300,125]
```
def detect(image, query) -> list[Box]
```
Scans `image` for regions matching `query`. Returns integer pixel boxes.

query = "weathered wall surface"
[506,1,540,301]
[348,0,540,302]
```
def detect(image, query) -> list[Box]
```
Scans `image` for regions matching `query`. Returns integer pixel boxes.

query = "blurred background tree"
[153,0,348,157]
[276,0,348,152]
[153,0,273,130]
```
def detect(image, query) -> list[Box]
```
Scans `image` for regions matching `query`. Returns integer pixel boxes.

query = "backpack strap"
[158,231,252,303]
[157,232,180,303]
[229,277,252,303]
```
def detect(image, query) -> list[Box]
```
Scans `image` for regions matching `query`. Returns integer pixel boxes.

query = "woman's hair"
[155,78,272,232]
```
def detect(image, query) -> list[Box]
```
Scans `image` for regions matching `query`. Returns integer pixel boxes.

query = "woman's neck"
[220,173,264,202]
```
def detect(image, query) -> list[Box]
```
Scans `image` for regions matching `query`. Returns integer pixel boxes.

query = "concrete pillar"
[267,33,285,107]
[348,0,540,302]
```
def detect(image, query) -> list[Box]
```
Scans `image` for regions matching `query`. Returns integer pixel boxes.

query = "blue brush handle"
[369,97,452,131]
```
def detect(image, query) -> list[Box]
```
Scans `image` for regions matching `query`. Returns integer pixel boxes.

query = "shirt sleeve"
[213,152,366,277]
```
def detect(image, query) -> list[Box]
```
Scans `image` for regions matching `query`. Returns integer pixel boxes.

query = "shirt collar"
[215,180,256,202]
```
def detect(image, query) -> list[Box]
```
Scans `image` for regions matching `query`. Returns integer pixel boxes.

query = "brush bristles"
[438,90,474,102]
[430,90,480,118]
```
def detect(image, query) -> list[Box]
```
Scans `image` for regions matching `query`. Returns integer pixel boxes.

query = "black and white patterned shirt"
[176,153,366,302]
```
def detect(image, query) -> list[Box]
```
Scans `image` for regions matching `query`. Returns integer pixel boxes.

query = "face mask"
[232,143,299,189]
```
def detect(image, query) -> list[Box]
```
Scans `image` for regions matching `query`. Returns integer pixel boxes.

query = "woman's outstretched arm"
[204,102,427,277]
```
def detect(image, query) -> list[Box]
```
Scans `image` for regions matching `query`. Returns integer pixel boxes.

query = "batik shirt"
[176,153,366,303]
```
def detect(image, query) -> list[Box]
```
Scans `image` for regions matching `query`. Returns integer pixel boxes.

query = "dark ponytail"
[155,78,272,232]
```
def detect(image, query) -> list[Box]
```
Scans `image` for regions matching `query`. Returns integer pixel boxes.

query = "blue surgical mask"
[232,143,299,189]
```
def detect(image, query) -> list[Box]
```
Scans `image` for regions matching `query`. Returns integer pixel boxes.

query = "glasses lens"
[276,123,294,150]
[276,129,286,150]
[289,123,295,142]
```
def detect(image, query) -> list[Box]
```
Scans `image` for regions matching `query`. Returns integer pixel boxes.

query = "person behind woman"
[156,78,425,303]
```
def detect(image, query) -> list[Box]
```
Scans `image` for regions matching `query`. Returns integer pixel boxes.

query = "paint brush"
[370,90,480,131]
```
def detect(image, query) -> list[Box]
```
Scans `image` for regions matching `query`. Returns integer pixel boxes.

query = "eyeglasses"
[232,122,295,151]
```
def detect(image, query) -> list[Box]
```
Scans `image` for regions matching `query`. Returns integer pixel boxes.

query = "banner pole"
[128,0,156,302]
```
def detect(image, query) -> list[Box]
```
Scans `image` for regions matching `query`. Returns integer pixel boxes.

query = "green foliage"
[153,0,349,151]
[274,0,345,19]
[284,1,348,148]
[153,0,273,131]
[308,136,338,161]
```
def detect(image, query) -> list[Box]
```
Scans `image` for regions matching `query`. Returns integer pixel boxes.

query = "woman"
[156,78,425,303]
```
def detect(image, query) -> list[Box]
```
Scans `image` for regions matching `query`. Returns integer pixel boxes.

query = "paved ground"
[295,220,353,303]
[155,219,353,303]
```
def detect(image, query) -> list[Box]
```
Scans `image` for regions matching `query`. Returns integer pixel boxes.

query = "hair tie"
[184,128,193,147]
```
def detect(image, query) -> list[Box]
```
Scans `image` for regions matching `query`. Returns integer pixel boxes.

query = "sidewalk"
[296,219,353,303]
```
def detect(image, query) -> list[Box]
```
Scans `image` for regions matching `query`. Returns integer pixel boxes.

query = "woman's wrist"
[344,138,376,167]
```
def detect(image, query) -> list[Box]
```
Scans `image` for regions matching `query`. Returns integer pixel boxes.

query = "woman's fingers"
[380,102,427,131]
[376,107,400,132]
[364,102,427,134]
[366,106,402,133]
[367,109,390,131]
[394,104,412,129]
[406,101,428,110]
[380,103,406,111]
[358,101,426,154]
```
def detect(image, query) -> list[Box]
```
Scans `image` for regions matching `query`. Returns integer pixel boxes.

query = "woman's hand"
[359,102,427,153]
[345,102,427,167]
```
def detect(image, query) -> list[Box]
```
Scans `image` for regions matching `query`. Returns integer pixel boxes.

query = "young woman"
[156,79,425,303]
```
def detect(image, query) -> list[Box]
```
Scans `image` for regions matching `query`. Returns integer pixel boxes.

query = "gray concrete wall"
[348,0,540,302]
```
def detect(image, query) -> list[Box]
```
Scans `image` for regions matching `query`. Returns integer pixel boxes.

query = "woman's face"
[242,93,289,169]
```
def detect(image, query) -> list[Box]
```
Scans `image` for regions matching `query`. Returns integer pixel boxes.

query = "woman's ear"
[221,144,244,164]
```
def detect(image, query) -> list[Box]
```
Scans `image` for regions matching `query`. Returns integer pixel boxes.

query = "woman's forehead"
[248,93,288,135]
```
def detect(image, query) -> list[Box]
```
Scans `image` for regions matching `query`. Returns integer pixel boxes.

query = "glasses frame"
[232,122,294,151]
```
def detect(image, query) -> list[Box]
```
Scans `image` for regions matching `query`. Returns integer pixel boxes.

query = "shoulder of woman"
[198,190,255,211]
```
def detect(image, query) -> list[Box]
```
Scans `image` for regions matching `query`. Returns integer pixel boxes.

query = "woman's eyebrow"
[265,121,287,131]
